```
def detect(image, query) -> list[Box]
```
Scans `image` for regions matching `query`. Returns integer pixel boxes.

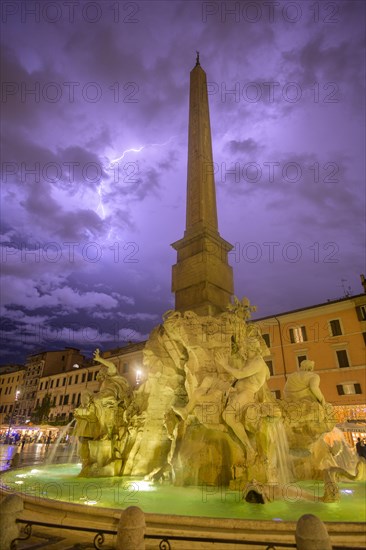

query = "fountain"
[64,299,362,496]
[1,301,365,549]
[1,57,365,546]
[2,298,364,517]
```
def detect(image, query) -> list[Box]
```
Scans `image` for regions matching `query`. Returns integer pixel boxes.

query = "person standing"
[356,437,366,459]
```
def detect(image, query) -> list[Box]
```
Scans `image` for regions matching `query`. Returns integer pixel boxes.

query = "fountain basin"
[1,463,365,549]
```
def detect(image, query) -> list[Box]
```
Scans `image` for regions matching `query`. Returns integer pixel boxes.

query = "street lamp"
[135,368,143,386]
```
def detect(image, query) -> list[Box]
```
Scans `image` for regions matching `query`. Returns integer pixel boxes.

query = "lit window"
[337,383,362,395]
[289,326,307,343]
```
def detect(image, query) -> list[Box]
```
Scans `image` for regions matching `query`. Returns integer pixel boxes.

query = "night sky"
[1,1,365,365]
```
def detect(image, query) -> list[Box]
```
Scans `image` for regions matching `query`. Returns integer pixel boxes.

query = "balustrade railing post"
[116,506,145,550]
[295,514,332,550]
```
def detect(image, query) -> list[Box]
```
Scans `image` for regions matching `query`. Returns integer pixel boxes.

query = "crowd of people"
[0,430,59,447]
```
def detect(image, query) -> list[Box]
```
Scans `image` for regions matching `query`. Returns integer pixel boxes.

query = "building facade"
[33,343,145,424]
[255,293,366,431]
[1,294,365,437]
[0,367,25,425]
[16,347,86,423]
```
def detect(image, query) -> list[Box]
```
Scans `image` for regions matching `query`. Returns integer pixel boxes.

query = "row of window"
[0,386,15,396]
[0,404,13,413]
[270,382,363,400]
[264,348,352,375]
[262,318,347,348]
[38,371,98,391]
[3,379,362,417]
[0,375,22,385]
[36,393,82,408]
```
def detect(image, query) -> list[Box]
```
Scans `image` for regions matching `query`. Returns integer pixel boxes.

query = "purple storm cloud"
[1,1,365,363]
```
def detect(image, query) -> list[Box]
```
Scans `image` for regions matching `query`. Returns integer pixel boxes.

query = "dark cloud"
[0,0,364,363]
[225,138,262,155]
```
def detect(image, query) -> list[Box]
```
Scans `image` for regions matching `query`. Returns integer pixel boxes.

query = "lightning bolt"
[96,182,106,219]
[109,136,176,168]
[110,146,145,167]
[95,136,177,237]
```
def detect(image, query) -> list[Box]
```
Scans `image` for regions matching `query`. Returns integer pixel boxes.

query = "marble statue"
[72,297,358,502]
[217,338,272,463]
[284,360,326,405]
[73,349,133,476]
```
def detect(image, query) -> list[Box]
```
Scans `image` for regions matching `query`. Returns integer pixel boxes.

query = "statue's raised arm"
[93,348,116,371]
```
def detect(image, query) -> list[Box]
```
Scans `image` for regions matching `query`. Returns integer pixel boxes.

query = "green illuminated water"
[1,464,365,522]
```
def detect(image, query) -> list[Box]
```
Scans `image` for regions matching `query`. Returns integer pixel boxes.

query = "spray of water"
[46,419,77,465]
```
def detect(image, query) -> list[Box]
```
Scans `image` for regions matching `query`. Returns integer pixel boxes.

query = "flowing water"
[268,419,292,485]
[46,420,78,464]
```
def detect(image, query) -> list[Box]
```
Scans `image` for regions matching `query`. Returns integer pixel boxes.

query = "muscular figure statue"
[284,360,325,406]
[217,338,272,463]
[74,349,131,440]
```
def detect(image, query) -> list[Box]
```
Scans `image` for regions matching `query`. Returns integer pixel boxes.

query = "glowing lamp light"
[135,368,143,386]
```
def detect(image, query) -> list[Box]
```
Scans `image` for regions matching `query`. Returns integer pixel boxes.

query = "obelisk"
[171,53,234,316]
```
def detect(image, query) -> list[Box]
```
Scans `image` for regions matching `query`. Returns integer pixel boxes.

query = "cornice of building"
[254,293,366,323]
